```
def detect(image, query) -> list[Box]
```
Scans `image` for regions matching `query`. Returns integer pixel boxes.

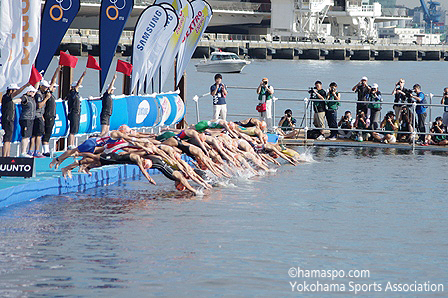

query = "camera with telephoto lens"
[308,87,316,94]
[403,88,413,98]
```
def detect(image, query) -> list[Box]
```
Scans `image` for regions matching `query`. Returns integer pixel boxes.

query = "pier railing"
[193,86,447,150]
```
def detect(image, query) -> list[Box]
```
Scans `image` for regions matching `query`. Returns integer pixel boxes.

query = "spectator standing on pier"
[100,73,118,136]
[392,78,407,119]
[325,82,340,140]
[441,87,448,126]
[367,83,382,130]
[410,84,427,143]
[19,86,38,157]
[42,66,61,157]
[310,81,326,140]
[352,76,370,114]
[338,110,355,139]
[210,73,228,121]
[29,80,52,158]
[1,83,28,157]
[257,77,274,130]
[65,70,86,149]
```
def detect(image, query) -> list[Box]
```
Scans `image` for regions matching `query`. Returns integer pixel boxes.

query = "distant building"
[378,27,441,44]
[373,0,397,8]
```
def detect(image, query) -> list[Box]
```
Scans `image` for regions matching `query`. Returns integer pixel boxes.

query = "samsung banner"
[35,0,81,74]
[145,4,178,88]
[18,0,41,87]
[176,0,212,85]
[131,5,168,94]
[99,0,134,91]
[157,0,192,90]
[0,0,13,91]
[3,0,24,88]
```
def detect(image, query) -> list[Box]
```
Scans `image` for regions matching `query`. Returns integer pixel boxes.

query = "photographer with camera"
[372,111,398,144]
[410,84,427,144]
[210,73,228,121]
[277,109,299,138]
[367,83,382,130]
[325,82,340,140]
[392,78,408,119]
[441,87,448,126]
[352,76,371,114]
[397,105,414,142]
[354,111,368,142]
[338,110,355,139]
[257,77,274,130]
[310,81,327,140]
[426,116,448,145]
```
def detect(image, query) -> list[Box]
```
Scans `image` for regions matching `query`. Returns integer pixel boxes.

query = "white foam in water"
[194,188,204,197]
[299,149,316,163]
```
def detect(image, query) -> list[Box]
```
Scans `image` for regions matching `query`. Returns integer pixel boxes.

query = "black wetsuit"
[146,155,177,181]
[175,139,194,158]
[235,118,257,128]
[99,152,134,166]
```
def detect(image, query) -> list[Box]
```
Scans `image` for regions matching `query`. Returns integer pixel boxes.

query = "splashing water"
[299,148,316,163]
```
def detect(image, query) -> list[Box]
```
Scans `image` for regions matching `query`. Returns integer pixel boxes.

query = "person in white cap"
[1,83,29,157]
[28,71,59,157]
[352,76,371,115]
[366,83,383,130]
[64,70,87,149]
[100,73,117,136]
[41,66,61,157]
[19,85,38,157]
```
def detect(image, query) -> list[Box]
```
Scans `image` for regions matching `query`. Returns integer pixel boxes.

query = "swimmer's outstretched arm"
[130,154,156,185]
[172,171,197,195]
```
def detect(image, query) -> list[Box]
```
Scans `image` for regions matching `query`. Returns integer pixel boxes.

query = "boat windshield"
[211,54,240,61]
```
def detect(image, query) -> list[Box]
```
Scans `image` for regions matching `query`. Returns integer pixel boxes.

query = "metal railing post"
[412,101,417,151]
[429,93,433,125]
[272,96,278,131]
[193,95,200,123]
[304,97,309,146]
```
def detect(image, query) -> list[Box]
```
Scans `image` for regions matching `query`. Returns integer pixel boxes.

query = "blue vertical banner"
[35,0,81,74]
[99,0,134,92]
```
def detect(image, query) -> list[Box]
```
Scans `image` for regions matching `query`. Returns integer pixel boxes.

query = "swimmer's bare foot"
[49,158,59,169]
[61,167,72,179]
[79,164,92,176]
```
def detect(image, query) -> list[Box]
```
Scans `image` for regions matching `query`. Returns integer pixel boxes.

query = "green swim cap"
[156,131,176,142]
[195,120,209,132]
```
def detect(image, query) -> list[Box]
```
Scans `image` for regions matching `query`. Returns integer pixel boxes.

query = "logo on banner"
[106,0,127,21]
[136,100,150,124]
[0,157,35,178]
[50,0,72,22]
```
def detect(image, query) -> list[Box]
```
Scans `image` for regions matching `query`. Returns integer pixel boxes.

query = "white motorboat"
[195,52,251,73]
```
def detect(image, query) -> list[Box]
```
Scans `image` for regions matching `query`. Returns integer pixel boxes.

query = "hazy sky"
[396,0,447,10]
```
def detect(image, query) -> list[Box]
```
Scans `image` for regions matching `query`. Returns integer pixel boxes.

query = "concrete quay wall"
[57,38,448,62]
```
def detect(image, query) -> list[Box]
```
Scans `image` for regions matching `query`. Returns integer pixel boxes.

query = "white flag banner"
[156,0,193,90]
[132,5,168,94]
[3,0,24,89]
[18,0,41,87]
[176,0,212,85]
[144,4,178,87]
[0,0,13,91]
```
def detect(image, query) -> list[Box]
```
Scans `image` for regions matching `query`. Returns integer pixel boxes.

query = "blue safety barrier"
[0,92,184,141]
